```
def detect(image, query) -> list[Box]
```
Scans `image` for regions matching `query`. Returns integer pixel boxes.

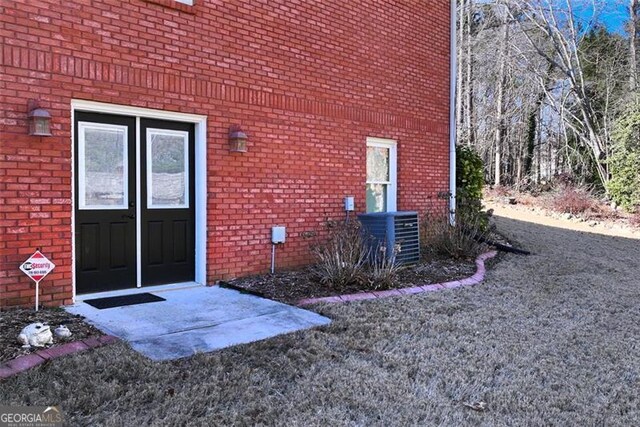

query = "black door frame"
[72,104,205,297]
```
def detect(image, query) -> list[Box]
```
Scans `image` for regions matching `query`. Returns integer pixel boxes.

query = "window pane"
[148,131,188,208]
[367,146,389,182]
[366,183,387,213]
[81,126,127,208]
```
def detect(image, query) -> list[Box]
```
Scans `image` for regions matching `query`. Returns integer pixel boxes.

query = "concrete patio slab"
[66,286,331,361]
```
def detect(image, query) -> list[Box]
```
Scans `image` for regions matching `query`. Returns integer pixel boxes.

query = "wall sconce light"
[229,126,248,153]
[27,100,52,136]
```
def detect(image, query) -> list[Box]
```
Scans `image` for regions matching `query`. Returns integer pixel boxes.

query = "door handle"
[121,214,135,220]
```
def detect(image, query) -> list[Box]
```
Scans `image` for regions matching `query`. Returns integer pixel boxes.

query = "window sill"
[142,0,196,14]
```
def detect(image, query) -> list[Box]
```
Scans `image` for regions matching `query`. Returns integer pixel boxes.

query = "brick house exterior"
[0,0,454,307]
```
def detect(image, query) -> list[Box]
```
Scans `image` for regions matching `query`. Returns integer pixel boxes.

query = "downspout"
[449,0,457,226]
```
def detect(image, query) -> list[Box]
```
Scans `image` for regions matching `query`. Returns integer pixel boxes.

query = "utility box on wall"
[357,211,420,265]
[271,226,286,244]
[344,196,355,211]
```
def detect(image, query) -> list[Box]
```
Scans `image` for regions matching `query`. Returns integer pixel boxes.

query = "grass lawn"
[2,214,640,425]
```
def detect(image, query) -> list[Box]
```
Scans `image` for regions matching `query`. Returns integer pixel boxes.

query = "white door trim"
[70,99,208,303]
[135,117,142,288]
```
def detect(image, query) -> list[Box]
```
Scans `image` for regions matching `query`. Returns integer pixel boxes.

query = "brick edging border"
[0,335,120,380]
[297,250,499,306]
[0,251,499,379]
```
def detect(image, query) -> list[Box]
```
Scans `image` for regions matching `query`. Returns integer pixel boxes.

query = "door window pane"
[366,146,389,182]
[147,129,189,209]
[79,123,128,209]
[366,183,387,213]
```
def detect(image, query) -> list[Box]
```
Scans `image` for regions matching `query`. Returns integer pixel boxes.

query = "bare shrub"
[630,211,640,229]
[364,242,403,290]
[310,220,405,291]
[421,197,488,260]
[551,172,577,188]
[485,185,512,198]
[310,220,369,289]
[588,202,622,222]
[546,185,595,216]
[515,192,539,206]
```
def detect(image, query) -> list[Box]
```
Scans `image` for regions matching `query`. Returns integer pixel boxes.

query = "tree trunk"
[523,64,553,179]
[456,0,465,140]
[524,110,536,179]
[524,90,547,179]
[494,5,508,187]
[630,0,638,93]
[465,0,475,146]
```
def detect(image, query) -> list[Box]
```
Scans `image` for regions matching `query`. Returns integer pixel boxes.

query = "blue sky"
[579,2,628,34]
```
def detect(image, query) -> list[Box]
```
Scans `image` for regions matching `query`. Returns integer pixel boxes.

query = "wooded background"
[456,0,640,211]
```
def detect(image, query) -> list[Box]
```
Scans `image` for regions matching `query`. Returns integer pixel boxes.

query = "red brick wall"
[0,0,451,307]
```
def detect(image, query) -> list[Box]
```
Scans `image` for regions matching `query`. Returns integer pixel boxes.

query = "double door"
[74,112,195,294]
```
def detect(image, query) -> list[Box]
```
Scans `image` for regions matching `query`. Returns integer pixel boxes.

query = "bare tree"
[456,0,637,189]
[465,0,476,146]
[456,0,478,147]
[456,0,465,140]
[493,2,509,186]
[524,64,554,180]
[508,0,612,187]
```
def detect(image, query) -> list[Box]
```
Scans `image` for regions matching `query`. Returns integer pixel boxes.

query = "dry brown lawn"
[2,209,640,426]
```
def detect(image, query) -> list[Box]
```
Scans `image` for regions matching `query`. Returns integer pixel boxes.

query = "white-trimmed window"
[175,0,193,4]
[366,137,397,213]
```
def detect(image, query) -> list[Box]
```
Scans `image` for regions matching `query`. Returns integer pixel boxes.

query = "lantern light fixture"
[229,126,248,153]
[27,101,52,137]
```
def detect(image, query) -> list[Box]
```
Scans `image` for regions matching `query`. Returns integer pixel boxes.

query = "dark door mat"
[84,293,166,309]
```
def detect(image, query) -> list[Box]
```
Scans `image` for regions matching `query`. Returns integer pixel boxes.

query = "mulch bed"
[0,307,102,364]
[225,255,479,305]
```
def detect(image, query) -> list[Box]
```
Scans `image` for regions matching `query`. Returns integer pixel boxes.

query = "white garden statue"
[54,325,72,339]
[17,322,54,348]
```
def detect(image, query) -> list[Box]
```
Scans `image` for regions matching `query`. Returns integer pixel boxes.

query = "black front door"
[74,112,137,293]
[74,113,195,294]
[140,119,195,286]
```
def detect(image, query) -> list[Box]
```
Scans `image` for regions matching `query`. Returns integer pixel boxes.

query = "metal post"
[271,244,276,274]
[449,0,458,226]
[35,280,40,312]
